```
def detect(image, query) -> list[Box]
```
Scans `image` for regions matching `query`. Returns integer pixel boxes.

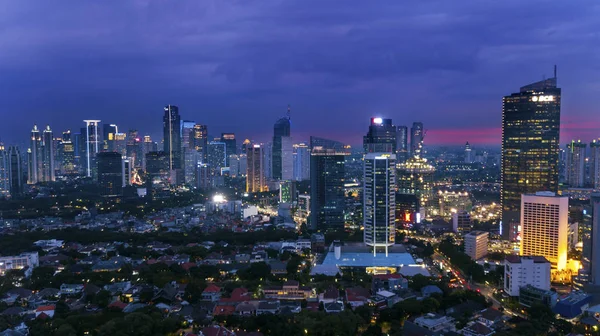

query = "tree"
[238,262,271,281]
[362,324,382,336]
[55,324,77,336]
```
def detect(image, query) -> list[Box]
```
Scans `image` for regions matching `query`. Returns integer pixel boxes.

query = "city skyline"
[1,2,599,146]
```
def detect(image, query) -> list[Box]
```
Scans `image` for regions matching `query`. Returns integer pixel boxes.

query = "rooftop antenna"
[287,104,291,119]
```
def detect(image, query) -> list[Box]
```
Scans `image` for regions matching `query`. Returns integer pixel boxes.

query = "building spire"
[287,104,291,119]
[554,64,557,79]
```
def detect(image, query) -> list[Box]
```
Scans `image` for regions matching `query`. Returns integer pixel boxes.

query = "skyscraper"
[7,146,23,196]
[272,108,291,180]
[566,140,587,188]
[97,152,123,196]
[42,125,55,182]
[310,143,348,231]
[293,143,310,181]
[145,151,169,186]
[588,194,600,285]
[363,153,396,254]
[246,144,265,193]
[29,124,42,184]
[396,126,408,163]
[0,144,9,198]
[590,140,600,189]
[501,71,561,239]
[410,122,424,157]
[363,117,396,153]
[60,130,75,175]
[102,124,118,152]
[163,105,182,172]
[520,192,568,271]
[221,133,236,166]
[191,124,208,162]
[83,120,101,179]
[464,142,473,163]
[181,120,195,151]
[207,141,227,173]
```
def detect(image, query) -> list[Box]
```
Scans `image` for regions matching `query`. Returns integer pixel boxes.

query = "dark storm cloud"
[0,0,599,146]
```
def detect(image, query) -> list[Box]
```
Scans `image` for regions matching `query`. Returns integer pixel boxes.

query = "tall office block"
[246,145,265,193]
[28,125,42,184]
[221,133,236,166]
[310,144,347,231]
[396,126,409,163]
[410,122,424,157]
[0,144,9,198]
[501,71,561,239]
[363,117,396,153]
[263,142,273,179]
[293,143,310,181]
[41,125,55,182]
[281,136,293,180]
[102,124,117,152]
[363,153,396,253]
[464,142,473,163]
[588,194,600,285]
[566,140,587,188]
[83,120,101,179]
[590,140,600,189]
[279,180,296,203]
[163,105,182,172]
[7,146,23,196]
[207,142,227,173]
[60,131,75,175]
[181,120,195,150]
[145,151,169,186]
[452,211,472,233]
[191,124,208,162]
[97,152,123,196]
[272,109,291,180]
[520,192,568,270]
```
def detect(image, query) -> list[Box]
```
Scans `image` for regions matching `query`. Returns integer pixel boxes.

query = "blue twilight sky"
[0,1,599,147]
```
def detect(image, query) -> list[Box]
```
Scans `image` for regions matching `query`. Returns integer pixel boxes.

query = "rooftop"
[505,255,549,264]
[321,243,415,267]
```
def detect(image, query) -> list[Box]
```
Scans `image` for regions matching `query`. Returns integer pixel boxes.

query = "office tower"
[7,146,23,196]
[363,153,396,253]
[28,125,42,184]
[113,132,127,156]
[293,143,310,181]
[363,117,396,153]
[464,231,488,260]
[566,140,587,188]
[207,142,227,173]
[452,211,472,233]
[122,157,132,187]
[97,152,123,196]
[309,136,346,152]
[504,255,551,296]
[241,139,251,153]
[126,130,142,168]
[60,131,75,175]
[246,144,265,193]
[102,124,117,152]
[397,156,435,218]
[221,133,236,166]
[228,154,240,177]
[145,151,169,186]
[163,105,182,173]
[464,142,473,163]
[143,136,157,155]
[310,143,348,231]
[181,120,195,151]
[590,140,600,189]
[520,192,568,270]
[82,120,101,179]
[279,180,296,203]
[263,142,273,179]
[183,148,200,184]
[438,191,472,218]
[195,163,212,189]
[410,122,424,157]
[41,125,54,182]
[272,109,291,180]
[587,194,600,285]
[501,71,561,239]
[396,126,409,163]
[281,136,293,180]
[191,124,208,162]
[0,144,9,198]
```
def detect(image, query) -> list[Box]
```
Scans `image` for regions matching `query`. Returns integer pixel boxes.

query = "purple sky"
[1,1,599,147]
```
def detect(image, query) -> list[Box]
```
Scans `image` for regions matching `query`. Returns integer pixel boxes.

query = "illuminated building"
[579,193,600,287]
[207,141,227,172]
[60,131,75,174]
[501,70,561,239]
[162,105,182,175]
[437,191,472,218]
[0,144,9,198]
[464,141,473,163]
[191,124,208,161]
[262,142,272,179]
[281,136,293,181]
[221,133,236,166]
[7,146,22,196]
[28,125,42,183]
[504,255,551,297]
[0,252,39,276]
[520,192,568,270]
[363,153,396,253]
[363,117,396,153]
[395,193,419,228]
[272,107,291,180]
[102,124,117,152]
[410,122,424,157]
[396,157,435,218]
[310,143,348,231]
[246,145,265,193]
[41,126,55,182]
[82,120,101,179]
[293,143,310,181]
[97,152,123,196]
[279,180,296,203]
[464,231,488,260]
[196,163,212,189]
[181,120,195,150]
[452,211,472,233]
[566,140,587,188]
[145,151,169,186]
[396,125,408,163]
[590,140,600,189]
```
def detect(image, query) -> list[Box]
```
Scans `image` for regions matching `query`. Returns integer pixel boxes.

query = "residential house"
[462,322,494,336]
[35,305,55,318]
[421,285,443,298]
[60,284,84,296]
[319,287,340,304]
[478,308,505,328]
[262,280,312,300]
[345,287,370,309]
[256,301,280,315]
[201,284,222,302]
[372,273,408,292]
[413,313,455,334]
[201,325,236,336]
[323,301,344,313]
[235,302,256,316]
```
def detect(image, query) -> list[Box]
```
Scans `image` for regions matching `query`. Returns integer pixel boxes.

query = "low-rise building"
[519,284,558,308]
[504,255,551,297]
[262,280,312,300]
[0,252,39,276]
[413,313,455,333]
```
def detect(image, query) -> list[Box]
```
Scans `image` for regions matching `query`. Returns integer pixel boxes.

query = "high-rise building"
[163,105,182,172]
[246,145,265,193]
[191,124,208,162]
[587,194,600,286]
[452,211,472,233]
[195,163,212,189]
[501,72,561,239]
[207,142,227,173]
[464,141,473,163]
[41,125,54,182]
[102,124,117,152]
[279,180,296,203]
[181,120,195,151]
[566,140,587,188]
[520,192,568,270]
[28,125,42,184]
[82,120,101,179]
[464,231,488,260]
[272,109,291,180]
[145,151,169,186]
[397,157,435,218]
[410,122,424,157]
[438,191,472,218]
[281,136,293,180]
[293,143,310,181]
[97,152,123,196]
[363,153,396,253]
[363,117,396,153]
[262,142,273,180]
[0,144,9,198]
[504,255,551,297]
[221,133,236,166]
[310,144,348,231]
[60,131,75,175]
[241,139,251,153]
[589,140,600,189]
[396,126,409,163]
[7,146,23,196]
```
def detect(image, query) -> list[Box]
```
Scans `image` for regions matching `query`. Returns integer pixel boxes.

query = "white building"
[363,153,396,253]
[293,143,310,181]
[504,255,551,297]
[281,136,294,181]
[414,313,455,333]
[464,231,488,261]
[520,192,568,270]
[566,140,587,188]
[0,252,39,276]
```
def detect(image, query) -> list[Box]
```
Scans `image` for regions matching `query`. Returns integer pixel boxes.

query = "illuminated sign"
[404,213,411,222]
[532,95,554,102]
[373,117,383,124]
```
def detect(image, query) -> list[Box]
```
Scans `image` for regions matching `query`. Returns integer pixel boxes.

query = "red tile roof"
[36,305,56,312]
[213,305,236,316]
[203,284,222,293]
